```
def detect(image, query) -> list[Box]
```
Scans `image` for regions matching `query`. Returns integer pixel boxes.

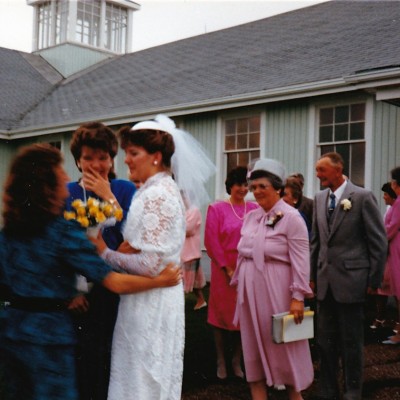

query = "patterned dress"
[232,199,314,391]
[205,200,258,330]
[0,218,112,400]
[102,172,186,400]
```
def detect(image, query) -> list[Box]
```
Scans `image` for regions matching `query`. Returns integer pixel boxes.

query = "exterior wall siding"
[264,102,311,191]
[372,100,400,210]
[0,97,399,225]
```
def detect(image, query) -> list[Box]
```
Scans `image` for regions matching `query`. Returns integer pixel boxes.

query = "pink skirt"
[183,259,206,293]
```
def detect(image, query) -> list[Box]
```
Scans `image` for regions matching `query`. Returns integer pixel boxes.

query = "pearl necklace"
[228,198,247,220]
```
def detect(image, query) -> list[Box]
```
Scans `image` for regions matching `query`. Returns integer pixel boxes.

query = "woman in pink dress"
[205,166,258,379]
[232,159,313,400]
[369,182,396,330]
[382,168,400,344]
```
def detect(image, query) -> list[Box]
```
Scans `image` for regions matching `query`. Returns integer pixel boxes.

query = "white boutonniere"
[340,198,352,211]
[266,211,284,228]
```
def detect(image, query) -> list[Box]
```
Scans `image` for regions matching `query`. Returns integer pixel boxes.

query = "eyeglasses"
[249,183,271,192]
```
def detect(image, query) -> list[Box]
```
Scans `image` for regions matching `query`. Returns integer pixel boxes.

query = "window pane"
[351,103,365,121]
[225,135,236,150]
[105,3,128,52]
[249,132,260,148]
[321,145,334,155]
[225,120,236,135]
[250,150,260,162]
[249,116,260,132]
[351,142,365,187]
[335,124,348,141]
[237,118,248,134]
[336,144,350,178]
[320,108,334,125]
[319,126,333,142]
[227,153,237,174]
[238,152,249,166]
[237,134,248,149]
[225,116,260,182]
[335,106,349,123]
[350,122,364,140]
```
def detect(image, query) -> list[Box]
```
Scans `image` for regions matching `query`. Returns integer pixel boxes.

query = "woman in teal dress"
[0,143,181,400]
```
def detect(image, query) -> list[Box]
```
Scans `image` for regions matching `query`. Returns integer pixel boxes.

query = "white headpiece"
[248,158,287,182]
[131,114,216,208]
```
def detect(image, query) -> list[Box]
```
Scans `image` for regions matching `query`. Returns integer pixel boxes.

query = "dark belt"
[1,296,68,312]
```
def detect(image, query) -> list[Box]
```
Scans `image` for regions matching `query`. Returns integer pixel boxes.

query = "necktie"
[328,193,336,218]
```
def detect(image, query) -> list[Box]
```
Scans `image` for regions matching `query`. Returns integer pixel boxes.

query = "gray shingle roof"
[0,48,62,131]
[2,0,400,133]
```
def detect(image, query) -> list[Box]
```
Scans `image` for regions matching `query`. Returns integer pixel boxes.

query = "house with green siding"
[1,0,400,220]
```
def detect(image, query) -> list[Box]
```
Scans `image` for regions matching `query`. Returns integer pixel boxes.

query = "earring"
[153,160,158,166]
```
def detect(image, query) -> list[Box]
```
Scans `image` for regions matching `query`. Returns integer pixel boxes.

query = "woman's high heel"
[369,319,385,329]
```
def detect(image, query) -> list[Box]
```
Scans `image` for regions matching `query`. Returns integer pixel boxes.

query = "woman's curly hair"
[3,143,63,237]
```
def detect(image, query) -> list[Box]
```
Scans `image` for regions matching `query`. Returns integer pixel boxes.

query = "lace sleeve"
[103,175,185,277]
[102,248,160,277]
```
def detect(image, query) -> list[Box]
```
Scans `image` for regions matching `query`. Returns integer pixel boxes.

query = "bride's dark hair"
[118,126,175,168]
[3,143,63,237]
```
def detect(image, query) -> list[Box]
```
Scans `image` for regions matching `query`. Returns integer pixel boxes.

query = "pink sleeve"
[386,201,400,242]
[204,204,227,268]
[286,213,314,301]
[185,208,201,237]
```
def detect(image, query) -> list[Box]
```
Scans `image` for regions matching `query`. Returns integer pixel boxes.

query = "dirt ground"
[182,290,400,400]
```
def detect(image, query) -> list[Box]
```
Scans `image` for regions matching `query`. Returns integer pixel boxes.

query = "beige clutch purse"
[272,308,314,344]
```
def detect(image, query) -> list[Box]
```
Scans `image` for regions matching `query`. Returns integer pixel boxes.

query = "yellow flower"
[76,206,87,217]
[63,211,76,220]
[114,208,123,221]
[64,196,123,228]
[88,205,99,217]
[95,211,107,224]
[71,199,84,210]
[87,198,100,208]
[102,204,114,217]
[77,216,90,228]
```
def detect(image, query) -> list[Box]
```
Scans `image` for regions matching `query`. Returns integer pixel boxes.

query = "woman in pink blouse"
[205,166,258,380]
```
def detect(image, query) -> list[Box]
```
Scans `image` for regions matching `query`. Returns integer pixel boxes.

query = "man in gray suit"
[310,152,386,400]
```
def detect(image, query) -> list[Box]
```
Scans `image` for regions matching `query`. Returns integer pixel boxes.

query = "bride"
[92,115,215,400]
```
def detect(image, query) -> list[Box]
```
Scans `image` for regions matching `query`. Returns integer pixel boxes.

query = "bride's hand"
[117,241,141,254]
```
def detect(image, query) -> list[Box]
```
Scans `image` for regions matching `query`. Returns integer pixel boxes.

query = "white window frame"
[32,0,133,53]
[312,97,373,192]
[216,110,265,199]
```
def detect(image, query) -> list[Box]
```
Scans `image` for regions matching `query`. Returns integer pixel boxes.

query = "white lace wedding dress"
[102,172,186,400]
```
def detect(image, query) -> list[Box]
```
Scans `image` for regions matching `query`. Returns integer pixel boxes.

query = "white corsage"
[341,198,352,211]
[266,211,284,228]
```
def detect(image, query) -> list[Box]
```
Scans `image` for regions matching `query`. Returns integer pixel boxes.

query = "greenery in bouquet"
[64,197,123,228]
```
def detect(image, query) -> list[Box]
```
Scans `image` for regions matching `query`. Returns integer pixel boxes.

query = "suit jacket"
[310,181,387,303]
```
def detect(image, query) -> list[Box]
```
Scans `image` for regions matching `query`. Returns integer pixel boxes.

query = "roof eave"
[4,69,400,139]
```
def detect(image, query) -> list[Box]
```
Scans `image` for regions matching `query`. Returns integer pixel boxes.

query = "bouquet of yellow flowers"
[64,197,123,229]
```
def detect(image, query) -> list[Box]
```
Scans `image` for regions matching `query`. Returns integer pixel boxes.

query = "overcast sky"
[0,0,327,53]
